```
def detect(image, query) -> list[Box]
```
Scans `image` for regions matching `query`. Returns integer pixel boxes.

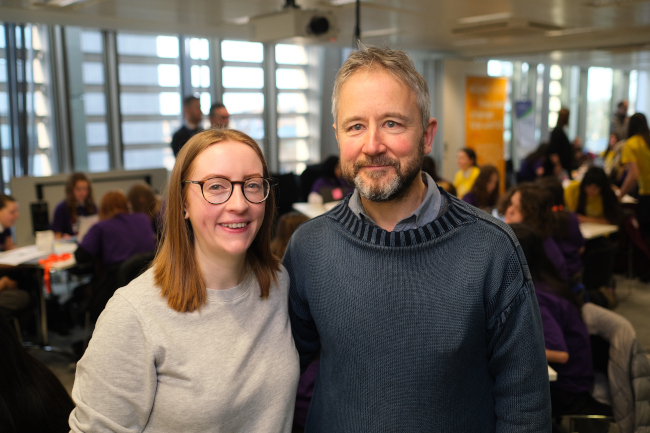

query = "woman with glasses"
[70,129,299,432]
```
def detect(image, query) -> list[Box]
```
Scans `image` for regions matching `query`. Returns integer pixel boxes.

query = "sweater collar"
[328,188,477,247]
[347,172,443,231]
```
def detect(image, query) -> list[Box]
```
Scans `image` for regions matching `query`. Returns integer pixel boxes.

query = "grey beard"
[346,154,419,203]
[354,170,403,202]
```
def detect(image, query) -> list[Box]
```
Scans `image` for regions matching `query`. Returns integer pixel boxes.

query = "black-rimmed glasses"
[183,177,271,205]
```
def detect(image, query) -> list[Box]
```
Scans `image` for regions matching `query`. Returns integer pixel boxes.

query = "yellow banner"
[465,76,507,192]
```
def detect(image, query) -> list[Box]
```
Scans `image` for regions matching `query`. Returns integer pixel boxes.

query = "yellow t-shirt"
[621,134,650,195]
[453,167,480,199]
[564,180,604,219]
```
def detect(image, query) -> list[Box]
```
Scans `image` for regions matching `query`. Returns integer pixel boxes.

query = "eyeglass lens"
[202,178,269,204]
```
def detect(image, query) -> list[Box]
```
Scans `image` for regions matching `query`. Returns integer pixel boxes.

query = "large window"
[0,24,57,187]
[25,25,56,178]
[77,28,110,172]
[117,33,181,171]
[548,65,563,129]
[276,44,320,174]
[189,37,212,118]
[585,67,613,153]
[0,25,8,188]
[221,40,265,146]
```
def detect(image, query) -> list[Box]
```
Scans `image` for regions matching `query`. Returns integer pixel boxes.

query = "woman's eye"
[246,182,262,190]
[208,183,225,191]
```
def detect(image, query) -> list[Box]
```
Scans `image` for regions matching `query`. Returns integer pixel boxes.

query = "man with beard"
[283,43,551,432]
[610,100,629,140]
[171,96,203,157]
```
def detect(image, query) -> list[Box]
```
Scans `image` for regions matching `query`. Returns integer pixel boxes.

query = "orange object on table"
[38,253,72,295]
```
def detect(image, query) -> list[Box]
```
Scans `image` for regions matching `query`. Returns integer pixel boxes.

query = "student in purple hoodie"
[74,190,156,320]
[510,223,611,429]
[537,176,585,286]
[502,183,569,282]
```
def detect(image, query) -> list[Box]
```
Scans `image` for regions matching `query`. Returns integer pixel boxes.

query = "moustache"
[353,155,400,171]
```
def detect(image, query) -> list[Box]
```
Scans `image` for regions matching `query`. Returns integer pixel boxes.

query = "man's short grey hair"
[332,42,431,132]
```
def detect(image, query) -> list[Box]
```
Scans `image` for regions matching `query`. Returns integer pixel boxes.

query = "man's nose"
[362,126,386,155]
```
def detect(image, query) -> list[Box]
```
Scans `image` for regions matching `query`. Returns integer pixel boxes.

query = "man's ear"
[423,118,438,155]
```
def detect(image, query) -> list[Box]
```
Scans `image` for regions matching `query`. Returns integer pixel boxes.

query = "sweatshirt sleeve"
[69,293,157,432]
[51,201,68,234]
[487,249,552,433]
[283,237,321,374]
[77,223,102,259]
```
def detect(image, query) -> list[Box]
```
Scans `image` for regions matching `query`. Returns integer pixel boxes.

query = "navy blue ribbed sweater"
[284,191,552,432]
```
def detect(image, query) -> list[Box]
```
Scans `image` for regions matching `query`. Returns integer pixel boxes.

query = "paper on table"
[0,245,49,266]
[54,242,78,255]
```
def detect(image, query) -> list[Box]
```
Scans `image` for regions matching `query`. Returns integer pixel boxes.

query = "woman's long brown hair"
[65,173,96,222]
[152,129,279,313]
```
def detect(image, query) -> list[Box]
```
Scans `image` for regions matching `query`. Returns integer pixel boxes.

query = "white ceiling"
[2,0,650,69]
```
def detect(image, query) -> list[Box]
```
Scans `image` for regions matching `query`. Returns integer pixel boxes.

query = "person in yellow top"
[619,113,650,234]
[564,166,620,225]
[453,148,480,199]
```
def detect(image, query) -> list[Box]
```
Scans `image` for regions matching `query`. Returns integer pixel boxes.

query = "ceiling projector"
[248,8,339,43]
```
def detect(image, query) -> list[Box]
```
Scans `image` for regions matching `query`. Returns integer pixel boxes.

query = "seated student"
[75,190,156,320]
[501,183,569,282]
[602,132,626,187]
[269,211,315,432]
[0,195,30,317]
[76,190,156,267]
[462,164,500,213]
[564,166,621,226]
[127,182,162,239]
[518,143,548,183]
[453,147,480,199]
[51,173,97,239]
[0,314,75,433]
[421,156,456,196]
[270,211,309,259]
[537,176,585,285]
[0,194,18,252]
[509,224,611,428]
[310,156,352,201]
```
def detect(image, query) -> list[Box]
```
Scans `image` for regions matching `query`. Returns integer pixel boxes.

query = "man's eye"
[351,124,362,131]
[386,121,397,128]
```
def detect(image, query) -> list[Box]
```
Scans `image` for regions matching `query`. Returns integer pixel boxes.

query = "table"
[0,243,77,351]
[579,222,619,240]
[293,201,340,219]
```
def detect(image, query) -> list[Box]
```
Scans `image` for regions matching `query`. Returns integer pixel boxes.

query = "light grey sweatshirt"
[69,267,299,432]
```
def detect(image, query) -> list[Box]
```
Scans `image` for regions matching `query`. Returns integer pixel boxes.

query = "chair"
[116,251,155,289]
[82,251,155,352]
[271,172,300,217]
[11,316,22,344]
[298,163,323,202]
[30,201,49,234]
[576,302,650,433]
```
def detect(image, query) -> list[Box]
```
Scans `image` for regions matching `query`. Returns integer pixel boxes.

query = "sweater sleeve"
[283,237,321,374]
[487,250,552,433]
[50,201,68,234]
[69,293,157,432]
